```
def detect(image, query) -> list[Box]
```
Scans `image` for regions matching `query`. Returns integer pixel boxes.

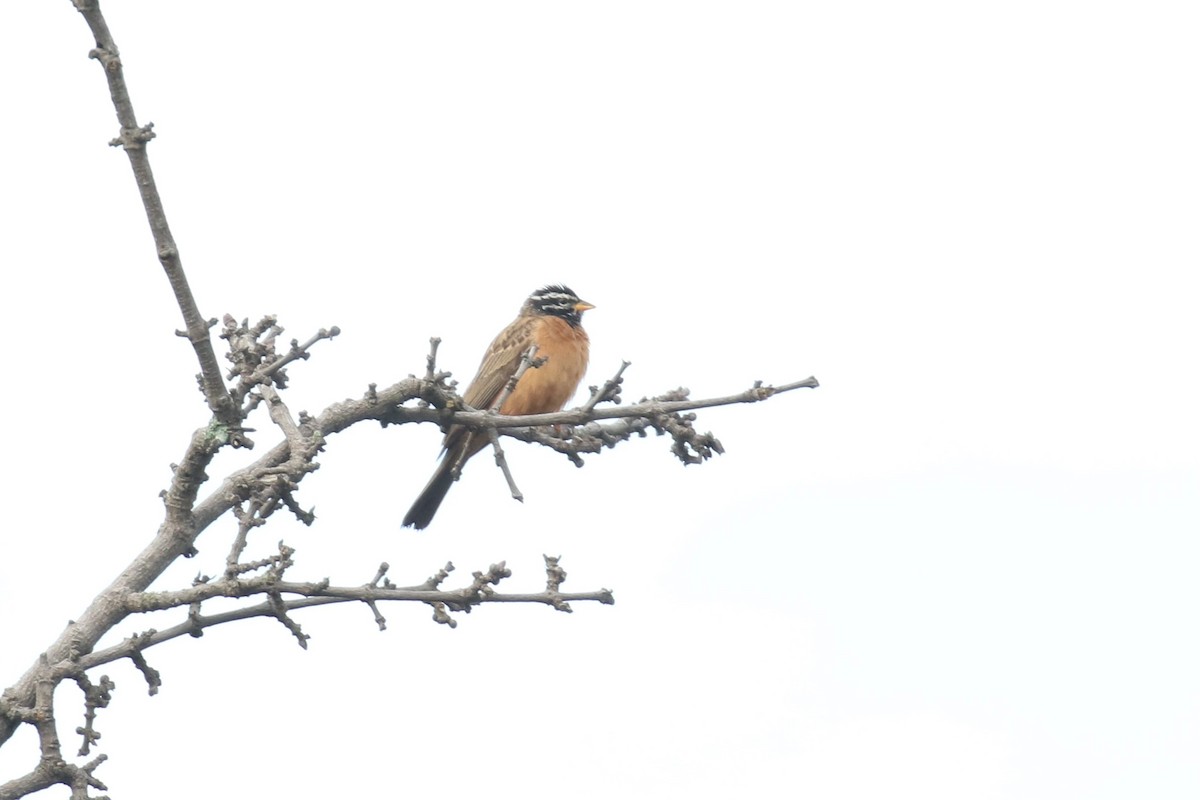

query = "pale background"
[2,2,1198,798]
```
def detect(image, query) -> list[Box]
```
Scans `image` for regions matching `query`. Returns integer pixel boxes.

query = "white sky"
[2,2,1198,798]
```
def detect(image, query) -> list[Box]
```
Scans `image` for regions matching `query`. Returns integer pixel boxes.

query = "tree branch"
[482,345,544,499]
[74,0,236,428]
[0,362,813,755]
[62,557,613,676]
[384,375,819,431]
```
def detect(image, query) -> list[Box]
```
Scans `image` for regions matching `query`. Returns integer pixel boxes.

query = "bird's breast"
[499,316,590,416]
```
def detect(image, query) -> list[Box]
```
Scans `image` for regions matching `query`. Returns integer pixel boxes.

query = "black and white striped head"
[523,285,594,328]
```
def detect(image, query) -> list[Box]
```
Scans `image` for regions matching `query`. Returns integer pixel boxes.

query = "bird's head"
[524,285,595,328]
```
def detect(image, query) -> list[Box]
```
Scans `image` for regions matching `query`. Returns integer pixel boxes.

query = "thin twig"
[57,561,613,673]
[488,427,524,501]
[380,375,819,435]
[491,345,542,412]
[477,345,542,495]
[75,0,235,425]
[583,360,630,412]
[226,500,263,576]
[424,337,442,381]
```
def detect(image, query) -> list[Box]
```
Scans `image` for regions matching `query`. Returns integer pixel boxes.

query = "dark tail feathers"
[402,458,457,529]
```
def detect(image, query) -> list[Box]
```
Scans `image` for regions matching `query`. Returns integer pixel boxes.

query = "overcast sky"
[2,2,1198,798]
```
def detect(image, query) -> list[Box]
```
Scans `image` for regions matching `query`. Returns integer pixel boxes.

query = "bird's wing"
[461,315,536,412]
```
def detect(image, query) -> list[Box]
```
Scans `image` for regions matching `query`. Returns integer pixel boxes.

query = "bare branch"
[385,374,816,472]
[53,558,613,676]
[543,554,574,612]
[487,426,525,502]
[420,562,455,591]
[382,374,818,434]
[493,345,543,412]
[126,633,162,696]
[268,591,310,650]
[477,345,544,497]
[74,0,235,427]
[0,655,109,800]
[251,326,340,394]
[1,362,812,756]
[583,360,630,412]
[119,559,609,618]
[423,337,444,382]
[224,316,340,406]
[73,673,113,757]
[0,753,108,800]
[260,385,318,463]
[226,500,265,577]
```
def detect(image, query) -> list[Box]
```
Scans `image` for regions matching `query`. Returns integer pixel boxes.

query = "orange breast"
[499,316,590,416]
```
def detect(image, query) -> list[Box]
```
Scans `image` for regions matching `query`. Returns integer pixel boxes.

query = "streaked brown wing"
[461,316,535,412]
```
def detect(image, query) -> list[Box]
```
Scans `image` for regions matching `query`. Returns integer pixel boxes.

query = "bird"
[402,285,595,529]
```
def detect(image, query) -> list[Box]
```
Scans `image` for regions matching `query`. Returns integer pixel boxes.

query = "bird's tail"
[402,457,457,529]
